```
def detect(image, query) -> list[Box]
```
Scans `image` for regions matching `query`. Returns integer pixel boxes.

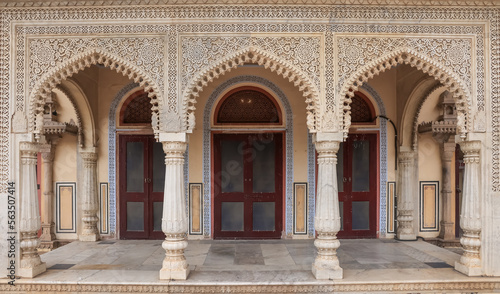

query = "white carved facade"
[1,0,499,282]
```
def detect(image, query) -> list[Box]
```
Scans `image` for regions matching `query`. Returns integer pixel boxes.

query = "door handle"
[144,178,151,183]
[343,177,347,183]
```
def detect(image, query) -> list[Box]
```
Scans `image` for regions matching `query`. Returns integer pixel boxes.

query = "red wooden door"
[213,133,283,239]
[119,135,165,239]
[337,133,377,238]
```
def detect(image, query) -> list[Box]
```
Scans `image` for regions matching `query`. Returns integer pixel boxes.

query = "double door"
[336,133,377,238]
[213,133,283,239]
[119,135,165,239]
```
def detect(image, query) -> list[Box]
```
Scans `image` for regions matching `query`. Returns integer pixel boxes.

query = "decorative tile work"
[307,132,315,238]
[203,76,293,237]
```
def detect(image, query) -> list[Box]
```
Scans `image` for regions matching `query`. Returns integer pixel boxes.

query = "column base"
[18,262,46,278]
[455,261,482,276]
[79,234,100,242]
[312,265,343,280]
[159,267,190,280]
[38,241,57,252]
[396,233,416,241]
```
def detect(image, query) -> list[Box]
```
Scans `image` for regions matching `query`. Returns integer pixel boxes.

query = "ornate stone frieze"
[0,5,497,192]
[3,281,500,293]
[2,0,500,6]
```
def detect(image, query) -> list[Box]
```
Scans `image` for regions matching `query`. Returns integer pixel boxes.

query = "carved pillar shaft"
[40,145,56,248]
[160,136,189,280]
[455,140,482,276]
[439,142,456,241]
[79,151,100,242]
[397,150,417,240]
[312,139,343,280]
[19,142,46,278]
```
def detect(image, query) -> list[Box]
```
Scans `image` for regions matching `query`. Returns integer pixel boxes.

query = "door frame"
[117,133,164,240]
[211,131,286,239]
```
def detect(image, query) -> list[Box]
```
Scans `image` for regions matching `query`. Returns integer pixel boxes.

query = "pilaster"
[311,136,343,280]
[455,140,482,276]
[438,140,457,241]
[79,151,100,242]
[18,141,46,278]
[159,135,189,280]
[397,150,417,240]
[39,143,57,251]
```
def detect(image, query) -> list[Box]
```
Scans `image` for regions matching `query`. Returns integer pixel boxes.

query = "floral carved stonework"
[0,5,496,191]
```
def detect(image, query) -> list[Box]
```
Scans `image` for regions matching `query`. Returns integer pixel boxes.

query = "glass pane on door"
[127,202,144,231]
[221,202,244,231]
[253,202,275,231]
[153,202,163,231]
[152,142,166,192]
[352,201,370,230]
[337,143,344,192]
[352,140,370,192]
[127,142,144,192]
[221,141,244,193]
[253,140,275,193]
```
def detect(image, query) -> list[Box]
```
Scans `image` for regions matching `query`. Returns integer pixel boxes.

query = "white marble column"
[39,144,56,250]
[19,141,46,278]
[397,150,417,240]
[159,133,189,280]
[79,151,100,242]
[312,134,343,280]
[438,141,456,241]
[455,140,482,276]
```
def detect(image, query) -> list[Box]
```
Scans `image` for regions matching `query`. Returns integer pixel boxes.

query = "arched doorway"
[212,86,284,239]
[117,90,165,240]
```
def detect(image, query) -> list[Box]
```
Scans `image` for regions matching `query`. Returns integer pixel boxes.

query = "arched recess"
[399,77,441,149]
[28,48,162,140]
[53,85,84,148]
[58,79,96,149]
[340,48,472,139]
[202,76,295,238]
[183,47,320,133]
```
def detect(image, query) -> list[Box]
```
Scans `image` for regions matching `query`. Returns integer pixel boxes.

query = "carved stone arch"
[340,47,472,139]
[183,46,320,133]
[28,48,162,140]
[53,85,84,148]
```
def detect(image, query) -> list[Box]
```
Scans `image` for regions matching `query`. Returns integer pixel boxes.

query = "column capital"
[314,140,340,154]
[20,141,40,157]
[81,151,98,162]
[459,140,481,155]
[398,150,416,160]
[162,141,187,155]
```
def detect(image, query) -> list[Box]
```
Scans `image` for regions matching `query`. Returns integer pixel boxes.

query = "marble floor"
[4,239,500,293]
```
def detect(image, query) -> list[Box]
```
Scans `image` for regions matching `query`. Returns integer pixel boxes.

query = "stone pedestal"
[397,150,417,240]
[159,135,189,280]
[19,142,46,278]
[311,137,343,280]
[79,151,100,242]
[455,140,482,276]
